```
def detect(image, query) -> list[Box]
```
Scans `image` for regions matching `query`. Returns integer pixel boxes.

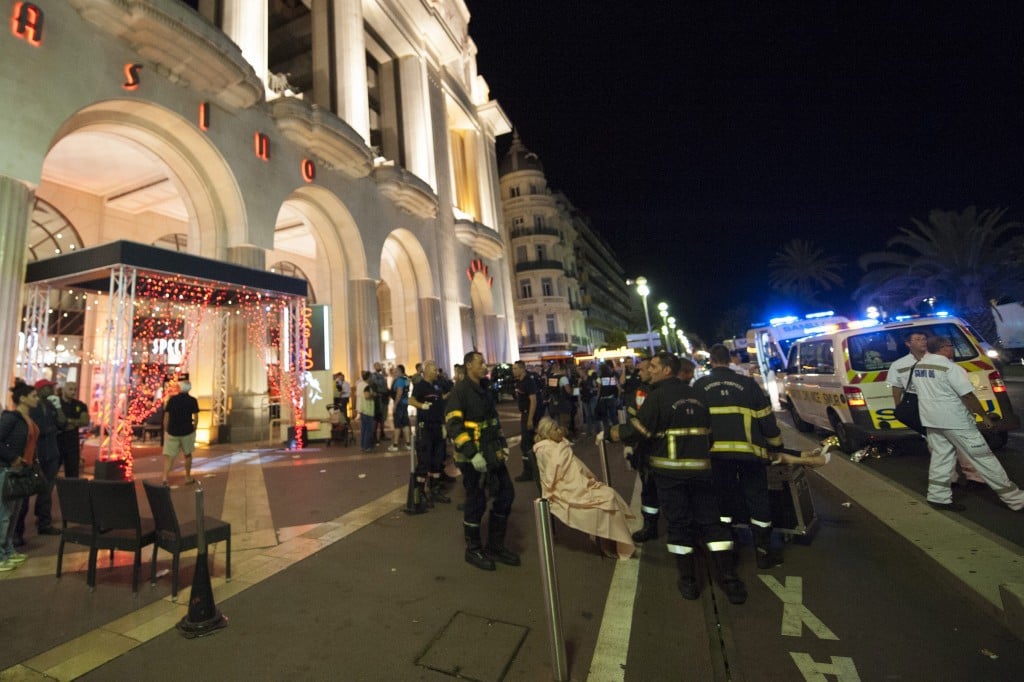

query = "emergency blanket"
[534,438,636,560]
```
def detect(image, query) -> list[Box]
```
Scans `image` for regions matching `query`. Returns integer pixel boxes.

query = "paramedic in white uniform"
[913,335,1024,512]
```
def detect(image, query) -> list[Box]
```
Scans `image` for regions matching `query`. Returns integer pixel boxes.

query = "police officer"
[409,361,451,512]
[608,352,745,603]
[446,351,519,571]
[511,361,542,482]
[694,343,784,568]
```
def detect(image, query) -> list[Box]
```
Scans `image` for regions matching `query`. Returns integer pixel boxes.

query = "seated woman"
[533,417,636,559]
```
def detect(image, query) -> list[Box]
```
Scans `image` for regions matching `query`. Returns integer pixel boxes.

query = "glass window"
[546,314,556,334]
[541,278,553,296]
[516,245,527,261]
[846,323,978,373]
[512,216,525,228]
[519,279,532,299]
[536,244,547,261]
[534,215,545,228]
[509,186,520,198]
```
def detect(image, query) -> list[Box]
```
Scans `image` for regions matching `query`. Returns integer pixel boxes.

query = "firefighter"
[511,361,542,482]
[693,343,784,569]
[446,351,519,571]
[408,360,451,512]
[607,352,746,604]
[621,358,661,543]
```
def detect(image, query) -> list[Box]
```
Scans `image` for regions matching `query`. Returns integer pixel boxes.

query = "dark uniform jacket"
[412,379,446,424]
[693,367,782,461]
[514,372,542,424]
[618,377,713,479]
[445,378,507,466]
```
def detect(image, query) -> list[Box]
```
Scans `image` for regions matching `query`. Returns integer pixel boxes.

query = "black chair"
[143,481,232,601]
[89,480,156,593]
[55,477,96,585]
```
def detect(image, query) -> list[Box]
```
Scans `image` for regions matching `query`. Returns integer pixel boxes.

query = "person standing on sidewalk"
[913,335,1024,512]
[511,360,542,482]
[58,382,90,478]
[15,379,65,542]
[446,351,518,571]
[409,361,451,510]
[388,365,411,452]
[693,344,785,569]
[622,358,661,544]
[606,352,746,603]
[358,384,376,452]
[0,381,39,570]
[162,378,199,485]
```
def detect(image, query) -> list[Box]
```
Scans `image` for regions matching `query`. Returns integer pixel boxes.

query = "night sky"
[467,1,1024,340]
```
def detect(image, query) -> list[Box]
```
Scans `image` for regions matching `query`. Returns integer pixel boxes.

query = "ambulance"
[746,312,851,409]
[781,315,1019,452]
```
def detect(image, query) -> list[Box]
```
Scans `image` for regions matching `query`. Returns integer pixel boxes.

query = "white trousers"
[926,427,1024,510]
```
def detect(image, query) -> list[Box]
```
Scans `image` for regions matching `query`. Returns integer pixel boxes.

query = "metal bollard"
[534,498,568,681]
[177,485,228,638]
[597,436,611,486]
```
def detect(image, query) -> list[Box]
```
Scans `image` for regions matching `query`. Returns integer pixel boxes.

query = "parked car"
[782,316,1019,452]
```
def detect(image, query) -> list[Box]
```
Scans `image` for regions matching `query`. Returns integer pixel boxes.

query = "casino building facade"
[0,0,516,441]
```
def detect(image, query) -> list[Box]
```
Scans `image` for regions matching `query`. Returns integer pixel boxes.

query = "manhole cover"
[417,611,529,682]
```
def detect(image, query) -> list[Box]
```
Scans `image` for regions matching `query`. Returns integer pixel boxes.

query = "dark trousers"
[519,413,536,461]
[58,431,80,478]
[655,472,730,550]
[459,461,515,525]
[415,423,446,476]
[711,458,771,524]
[16,455,60,534]
[639,466,660,516]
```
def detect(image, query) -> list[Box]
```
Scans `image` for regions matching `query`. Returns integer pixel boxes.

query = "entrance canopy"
[25,240,308,297]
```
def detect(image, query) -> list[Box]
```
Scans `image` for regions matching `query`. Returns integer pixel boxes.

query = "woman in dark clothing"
[0,380,40,570]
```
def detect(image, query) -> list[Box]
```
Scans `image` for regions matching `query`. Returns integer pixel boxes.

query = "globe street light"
[627,277,655,355]
[657,302,669,350]
[668,317,678,354]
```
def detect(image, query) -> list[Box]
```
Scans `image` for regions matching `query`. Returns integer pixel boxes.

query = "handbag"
[893,362,925,435]
[2,461,50,501]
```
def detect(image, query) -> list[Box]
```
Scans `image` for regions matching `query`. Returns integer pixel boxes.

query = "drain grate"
[417,611,529,682]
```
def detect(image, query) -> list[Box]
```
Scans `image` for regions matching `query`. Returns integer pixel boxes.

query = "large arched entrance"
[379,230,439,368]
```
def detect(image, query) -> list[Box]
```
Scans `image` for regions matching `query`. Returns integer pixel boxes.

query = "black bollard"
[403,417,422,514]
[177,485,228,638]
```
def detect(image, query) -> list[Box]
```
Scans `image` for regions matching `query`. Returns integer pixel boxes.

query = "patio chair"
[89,480,156,593]
[55,477,96,585]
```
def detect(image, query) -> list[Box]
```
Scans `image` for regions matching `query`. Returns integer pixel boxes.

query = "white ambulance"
[781,315,1018,452]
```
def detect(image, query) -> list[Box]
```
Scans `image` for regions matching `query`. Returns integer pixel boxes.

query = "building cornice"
[371,165,439,218]
[270,98,374,179]
[454,219,504,260]
[69,0,264,109]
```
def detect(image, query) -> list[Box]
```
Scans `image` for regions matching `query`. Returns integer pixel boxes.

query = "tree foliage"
[855,206,1024,341]
[768,239,844,307]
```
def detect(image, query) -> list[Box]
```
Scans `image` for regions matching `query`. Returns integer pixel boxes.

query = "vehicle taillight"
[843,386,867,407]
[990,371,1007,393]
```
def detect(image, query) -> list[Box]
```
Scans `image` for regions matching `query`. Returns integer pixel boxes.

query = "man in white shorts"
[162,379,200,485]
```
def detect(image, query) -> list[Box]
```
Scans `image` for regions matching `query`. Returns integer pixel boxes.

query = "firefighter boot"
[753,525,775,569]
[713,550,748,605]
[430,478,451,504]
[676,553,700,600]
[631,514,659,543]
[486,513,521,566]
[465,525,496,571]
[514,456,535,482]
[407,479,428,515]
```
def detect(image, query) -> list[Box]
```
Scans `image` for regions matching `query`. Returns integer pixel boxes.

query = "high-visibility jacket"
[620,377,713,479]
[693,367,782,461]
[445,377,506,464]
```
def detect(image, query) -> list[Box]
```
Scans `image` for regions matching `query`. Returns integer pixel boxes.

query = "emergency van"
[782,316,1019,452]
[746,313,851,409]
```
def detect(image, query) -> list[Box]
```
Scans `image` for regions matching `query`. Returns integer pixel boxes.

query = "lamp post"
[627,277,655,355]
[668,317,678,354]
[657,302,669,352]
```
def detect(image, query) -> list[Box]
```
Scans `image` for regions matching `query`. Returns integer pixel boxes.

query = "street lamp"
[627,277,655,355]
[668,317,677,354]
[657,302,669,351]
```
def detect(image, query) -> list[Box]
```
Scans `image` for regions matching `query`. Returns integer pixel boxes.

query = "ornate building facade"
[0,0,515,441]
[499,133,632,361]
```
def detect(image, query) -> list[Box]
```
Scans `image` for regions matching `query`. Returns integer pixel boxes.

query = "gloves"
[497,448,509,463]
[471,452,488,473]
[420,402,432,411]
[595,431,605,446]
[47,395,61,409]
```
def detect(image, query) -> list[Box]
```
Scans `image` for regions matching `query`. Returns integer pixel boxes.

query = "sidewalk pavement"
[1,413,1021,680]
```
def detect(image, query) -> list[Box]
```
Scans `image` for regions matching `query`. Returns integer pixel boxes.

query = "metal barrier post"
[177,486,228,638]
[534,498,568,681]
[597,437,611,486]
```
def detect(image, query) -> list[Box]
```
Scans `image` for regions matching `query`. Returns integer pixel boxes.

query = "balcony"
[510,226,561,240]
[271,98,374,179]
[455,219,505,260]
[516,259,564,273]
[371,165,439,219]
[69,0,264,109]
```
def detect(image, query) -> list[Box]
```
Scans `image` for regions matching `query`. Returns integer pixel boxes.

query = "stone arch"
[380,229,435,364]
[47,99,246,259]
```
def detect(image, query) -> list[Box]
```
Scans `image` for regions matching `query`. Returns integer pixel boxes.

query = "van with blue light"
[746,312,851,409]
[781,315,1019,452]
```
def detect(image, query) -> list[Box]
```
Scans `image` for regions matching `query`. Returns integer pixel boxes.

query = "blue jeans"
[0,469,26,560]
[360,414,375,450]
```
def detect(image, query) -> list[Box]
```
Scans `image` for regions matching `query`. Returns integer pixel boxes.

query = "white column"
[333,0,370,142]
[224,245,269,442]
[398,56,437,190]
[350,279,381,373]
[222,0,269,95]
[0,176,32,386]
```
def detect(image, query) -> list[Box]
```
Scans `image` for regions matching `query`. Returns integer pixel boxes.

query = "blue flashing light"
[804,311,836,319]
[769,315,799,326]
[935,310,950,317]
[893,315,913,321]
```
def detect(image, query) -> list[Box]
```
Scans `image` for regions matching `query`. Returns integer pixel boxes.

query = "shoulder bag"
[2,460,49,501]
[893,362,925,435]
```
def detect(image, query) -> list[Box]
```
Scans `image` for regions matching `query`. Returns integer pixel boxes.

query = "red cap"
[33,379,57,390]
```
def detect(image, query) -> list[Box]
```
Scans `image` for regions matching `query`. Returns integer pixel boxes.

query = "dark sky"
[467,1,1024,340]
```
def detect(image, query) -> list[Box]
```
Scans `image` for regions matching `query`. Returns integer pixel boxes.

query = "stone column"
[333,0,369,142]
[225,245,269,443]
[222,0,269,94]
[417,297,446,371]
[350,279,381,375]
[0,176,33,386]
[397,55,437,189]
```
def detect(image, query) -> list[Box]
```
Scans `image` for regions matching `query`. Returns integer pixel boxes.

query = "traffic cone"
[177,487,227,638]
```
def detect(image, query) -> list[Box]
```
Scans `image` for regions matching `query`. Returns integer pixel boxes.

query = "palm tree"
[768,239,843,308]
[855,206,1024,342]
